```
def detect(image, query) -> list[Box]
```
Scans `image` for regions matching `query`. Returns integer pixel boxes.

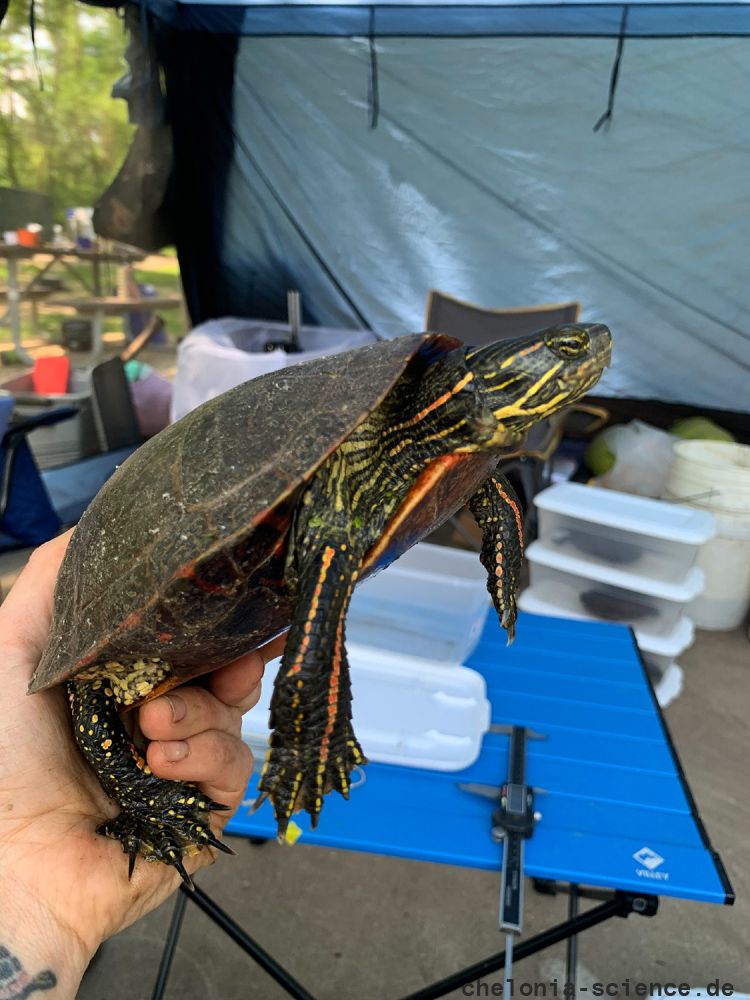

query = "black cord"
[29,0,44,90]
[593,6,629,131]
[368,7,380,130]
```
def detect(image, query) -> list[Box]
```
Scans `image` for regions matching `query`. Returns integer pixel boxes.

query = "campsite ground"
[0,319,747,999]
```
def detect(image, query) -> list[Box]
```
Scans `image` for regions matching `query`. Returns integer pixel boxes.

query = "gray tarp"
[220,36,750,410]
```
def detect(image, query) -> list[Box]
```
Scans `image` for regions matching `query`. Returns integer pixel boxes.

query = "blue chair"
[0,392,137,553]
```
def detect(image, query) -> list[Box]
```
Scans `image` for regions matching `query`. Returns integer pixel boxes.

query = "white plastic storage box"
[518,591,695,671]
[347,541,490,663]
[524,540,703,637]
[636,616,694,676]
[242,643,491,772]
[534,482,715,584]
[0,370,99,469]
[517,592,693,708]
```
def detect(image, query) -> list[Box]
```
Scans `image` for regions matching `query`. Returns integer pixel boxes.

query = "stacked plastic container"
[518,482,716,701]
[242,542,493,773]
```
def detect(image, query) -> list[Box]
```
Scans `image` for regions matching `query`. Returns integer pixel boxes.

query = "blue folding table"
[153,612,734,1000]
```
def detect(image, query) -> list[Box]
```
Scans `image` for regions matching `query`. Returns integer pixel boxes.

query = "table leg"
[91,307,105,361]
[6,257,34,366]
[30,299,40,339]
[23,256,56,294]
[60,257,94,295]
[92,257,101,297]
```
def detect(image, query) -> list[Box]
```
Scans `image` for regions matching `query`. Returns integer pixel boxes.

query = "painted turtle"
[28,324,611,883]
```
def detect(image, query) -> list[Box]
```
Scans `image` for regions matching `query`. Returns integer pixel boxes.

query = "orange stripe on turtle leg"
[257,543,363,840]
[493,478,524,555]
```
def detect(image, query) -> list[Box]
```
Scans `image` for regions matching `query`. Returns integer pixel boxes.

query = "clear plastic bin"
[518,591,695,667]
[242,642,491,772]
[637,615,694,675]
[347,541,490,663]
[534,482,715,584]
[517,591,693,706]
[525,540,703,637]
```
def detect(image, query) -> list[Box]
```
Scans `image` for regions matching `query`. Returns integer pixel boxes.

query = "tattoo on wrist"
[0,946,57,999]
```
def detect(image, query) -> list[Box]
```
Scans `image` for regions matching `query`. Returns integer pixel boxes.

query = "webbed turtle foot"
[99,786,234,886]
[255,719,367,840]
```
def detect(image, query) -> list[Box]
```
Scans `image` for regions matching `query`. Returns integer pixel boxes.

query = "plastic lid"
[525,539,705,600]
[534,482,716,544]
[517,590,695,653]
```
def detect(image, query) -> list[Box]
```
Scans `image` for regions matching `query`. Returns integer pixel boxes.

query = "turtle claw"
[203,830,235,855]
[97,780,231,879]
[173,857,194,890]
[209,801,232,812]
[128,842,139,881]
[256,730,367,837]
[251,790,269,812]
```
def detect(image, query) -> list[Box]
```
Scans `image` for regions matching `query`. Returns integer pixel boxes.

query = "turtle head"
[467,322,612,447]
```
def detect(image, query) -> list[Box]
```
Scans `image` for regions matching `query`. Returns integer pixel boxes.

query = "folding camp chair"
[150,611,733,999]
[0,405,138,559]
[425,291,582,346]
[0,315,169,562]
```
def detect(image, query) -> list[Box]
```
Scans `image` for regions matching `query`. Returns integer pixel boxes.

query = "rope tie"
[367,6,380,130]
[29,0,44,90]
[593,5,629,132]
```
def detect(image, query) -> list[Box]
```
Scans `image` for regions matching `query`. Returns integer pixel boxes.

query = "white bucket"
[664,441,750,630]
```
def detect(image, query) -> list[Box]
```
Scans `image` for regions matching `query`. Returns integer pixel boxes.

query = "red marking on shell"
[158,632,173,642]
[122,610,142,631]
[173,561,196,580]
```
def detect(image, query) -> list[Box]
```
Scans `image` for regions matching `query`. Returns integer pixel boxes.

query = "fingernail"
[160,740,189,762]
[166,694,186,723]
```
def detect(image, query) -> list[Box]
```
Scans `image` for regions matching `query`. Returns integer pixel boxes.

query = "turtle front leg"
[468,472,524,642]
[256,542,367,839]
[68,670,232,886]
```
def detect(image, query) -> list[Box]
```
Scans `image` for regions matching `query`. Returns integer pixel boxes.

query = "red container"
[32,356,70,395]
[17,228,40,248]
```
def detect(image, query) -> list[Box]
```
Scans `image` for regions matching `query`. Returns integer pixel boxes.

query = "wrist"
[0,876,95,999]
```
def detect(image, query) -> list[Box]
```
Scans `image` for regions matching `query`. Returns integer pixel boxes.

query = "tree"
[0,0,133,219]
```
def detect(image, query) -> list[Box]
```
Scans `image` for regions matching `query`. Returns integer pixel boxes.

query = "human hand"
[0,531,285,998]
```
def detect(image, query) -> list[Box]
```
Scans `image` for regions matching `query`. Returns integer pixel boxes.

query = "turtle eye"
[547,328,590,359]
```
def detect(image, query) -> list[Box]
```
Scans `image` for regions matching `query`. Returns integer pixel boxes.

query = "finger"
[203,631,285,712]
[258,631,287,664]
[0,530,73,661]
[146,729,254,812]
[139,682,262,742]
[207,655,265,713]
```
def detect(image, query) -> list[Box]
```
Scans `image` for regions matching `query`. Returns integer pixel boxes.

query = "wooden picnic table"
[0,243,146,364]
[49,295,183,359]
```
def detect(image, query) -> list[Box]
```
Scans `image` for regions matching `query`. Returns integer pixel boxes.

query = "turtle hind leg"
[468,472,524,643]
[319,645,367,805]
[255,542,366,839]
[67,677,231,884]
